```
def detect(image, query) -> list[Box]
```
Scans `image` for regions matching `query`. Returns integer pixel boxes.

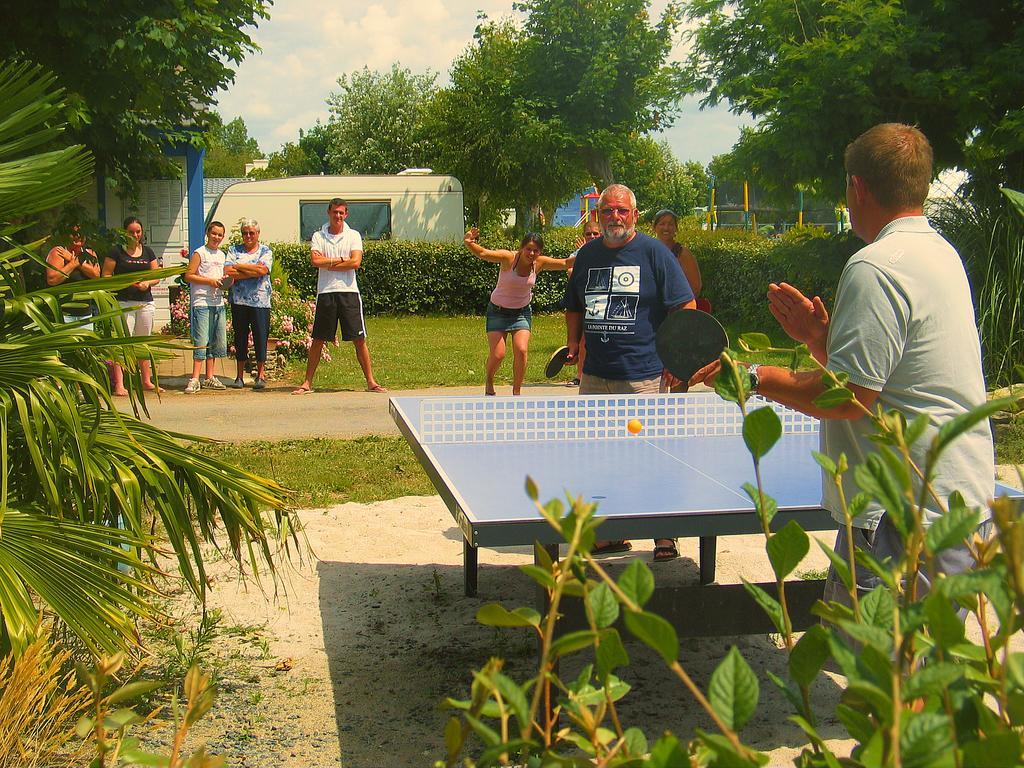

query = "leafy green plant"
[269,225,855,340]
[162,275,317,361]
[76,655,221,768]
[932,187,1024,388]
[437,333,1024,766]
[0,58,298,659]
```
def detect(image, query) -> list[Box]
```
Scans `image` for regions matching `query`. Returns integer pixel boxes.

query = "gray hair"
[598,183,637,209]
[239,218,260,231]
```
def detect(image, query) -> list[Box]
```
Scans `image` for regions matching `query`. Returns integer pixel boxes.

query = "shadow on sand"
[318,545,847,766]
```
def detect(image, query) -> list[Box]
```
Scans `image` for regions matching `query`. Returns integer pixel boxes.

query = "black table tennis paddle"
[655,310,729,383]
[545,346,571,378]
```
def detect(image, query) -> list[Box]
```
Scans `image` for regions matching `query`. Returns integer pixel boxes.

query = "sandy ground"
[158,462,1023,767]
[170,494,864,767]
[134,374,1020,766]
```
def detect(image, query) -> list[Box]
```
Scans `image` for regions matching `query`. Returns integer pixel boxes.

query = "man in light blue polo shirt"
[692,123,993,603]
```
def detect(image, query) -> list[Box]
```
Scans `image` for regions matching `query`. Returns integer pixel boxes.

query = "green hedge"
[268,226,860,333]
[270,230,582,315]
[692,227,860,334]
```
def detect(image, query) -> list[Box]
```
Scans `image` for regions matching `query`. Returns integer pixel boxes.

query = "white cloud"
[217,0,750,165]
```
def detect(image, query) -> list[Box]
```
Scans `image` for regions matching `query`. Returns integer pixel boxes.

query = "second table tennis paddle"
[545,345,571,378]
[655,310,729,383]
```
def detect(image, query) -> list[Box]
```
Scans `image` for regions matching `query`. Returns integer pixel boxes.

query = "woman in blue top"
[224,218,274,389]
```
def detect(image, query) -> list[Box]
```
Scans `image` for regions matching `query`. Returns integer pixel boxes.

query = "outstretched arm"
[464,228,513,265]
[535,255,571,272]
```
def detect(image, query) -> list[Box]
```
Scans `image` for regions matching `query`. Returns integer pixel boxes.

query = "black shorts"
[312,292,366,342]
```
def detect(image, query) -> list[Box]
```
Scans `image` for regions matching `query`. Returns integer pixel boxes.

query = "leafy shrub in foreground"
[436,334,1024,766]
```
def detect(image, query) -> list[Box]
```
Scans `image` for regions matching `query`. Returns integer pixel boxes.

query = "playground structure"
[553,181,847,233]
[703,177,848,234]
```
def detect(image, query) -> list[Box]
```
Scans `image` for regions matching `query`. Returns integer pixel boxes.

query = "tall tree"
[0,0,269,194]
[203,115,262,178]
[686,0,1024,198]
[514,0,689,184]
[613,137,707,217]
[297,123,335,175]
[325,64,437,175]
[426,20,589,227]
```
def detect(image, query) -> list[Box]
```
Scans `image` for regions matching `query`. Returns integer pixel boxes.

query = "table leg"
[464,539,478,597]
[699,536,717,585]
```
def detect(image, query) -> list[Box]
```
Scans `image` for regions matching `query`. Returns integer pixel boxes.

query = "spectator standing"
[225,219,273,389]
[101,216,161,394]
[46,224,100,327]
[292,198,386,394]
[182,221,230,394]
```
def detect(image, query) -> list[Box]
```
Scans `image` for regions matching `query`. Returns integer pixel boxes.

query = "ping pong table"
[390,392,1021,636]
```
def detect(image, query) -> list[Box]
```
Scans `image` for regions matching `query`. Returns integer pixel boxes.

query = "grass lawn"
[997,420,1024,465]
[281,313,801,390]
[197,436,436,508]
[201,425,1023,509]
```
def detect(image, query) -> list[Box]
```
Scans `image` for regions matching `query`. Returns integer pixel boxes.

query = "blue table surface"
[392,395,1022,530]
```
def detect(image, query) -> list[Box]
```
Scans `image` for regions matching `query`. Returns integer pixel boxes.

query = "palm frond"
[0,508,157,656]
[0,56,300,660]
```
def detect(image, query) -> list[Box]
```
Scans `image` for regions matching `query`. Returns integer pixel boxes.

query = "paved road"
[116,377,584,441]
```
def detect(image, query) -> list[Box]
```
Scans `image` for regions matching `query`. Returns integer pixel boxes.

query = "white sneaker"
[184,378,201,394]
[202,377,226,390]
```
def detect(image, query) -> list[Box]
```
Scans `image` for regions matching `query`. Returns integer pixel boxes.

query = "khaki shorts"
[579,373,663,395]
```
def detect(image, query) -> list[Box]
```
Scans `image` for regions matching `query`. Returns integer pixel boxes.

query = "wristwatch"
[747,364,761,393]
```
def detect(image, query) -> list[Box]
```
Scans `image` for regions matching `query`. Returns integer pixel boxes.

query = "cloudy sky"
[216,0,753,167]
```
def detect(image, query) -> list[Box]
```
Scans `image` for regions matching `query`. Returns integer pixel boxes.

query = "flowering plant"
[161,277,326,362]
[164,287,190,336]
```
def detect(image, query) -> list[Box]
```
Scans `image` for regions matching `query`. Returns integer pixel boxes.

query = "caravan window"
[299,201,392,241]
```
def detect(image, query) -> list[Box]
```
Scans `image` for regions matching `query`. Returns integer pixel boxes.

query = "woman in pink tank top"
[464,228,571,395]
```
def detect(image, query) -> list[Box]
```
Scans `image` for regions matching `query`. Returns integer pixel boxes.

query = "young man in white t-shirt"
[292,198,386,394]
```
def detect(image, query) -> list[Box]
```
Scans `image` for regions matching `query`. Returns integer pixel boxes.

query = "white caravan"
[205,173,464,242]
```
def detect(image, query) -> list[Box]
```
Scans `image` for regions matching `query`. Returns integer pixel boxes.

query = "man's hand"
[688,360,722,388]
[767,282,829,350]
[573,236,585,249]
[662,369,682,388]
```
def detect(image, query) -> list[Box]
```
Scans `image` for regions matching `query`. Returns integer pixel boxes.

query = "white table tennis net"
[418,393,819,444]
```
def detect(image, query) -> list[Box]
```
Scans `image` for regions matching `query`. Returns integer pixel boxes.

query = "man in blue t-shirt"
[564,183,695,561]
[565,183,694,392]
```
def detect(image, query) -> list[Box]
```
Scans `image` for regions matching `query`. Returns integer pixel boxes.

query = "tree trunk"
[582,147,614,189]
[515,204,531,233]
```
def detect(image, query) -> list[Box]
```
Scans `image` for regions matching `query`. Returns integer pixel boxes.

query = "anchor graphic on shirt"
[600,332,610,343]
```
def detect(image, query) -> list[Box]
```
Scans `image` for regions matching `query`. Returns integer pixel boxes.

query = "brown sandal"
[653,540,679,562]
[593,540,632,555]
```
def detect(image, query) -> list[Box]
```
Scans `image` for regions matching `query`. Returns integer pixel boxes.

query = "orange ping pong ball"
[627,419,643,434]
